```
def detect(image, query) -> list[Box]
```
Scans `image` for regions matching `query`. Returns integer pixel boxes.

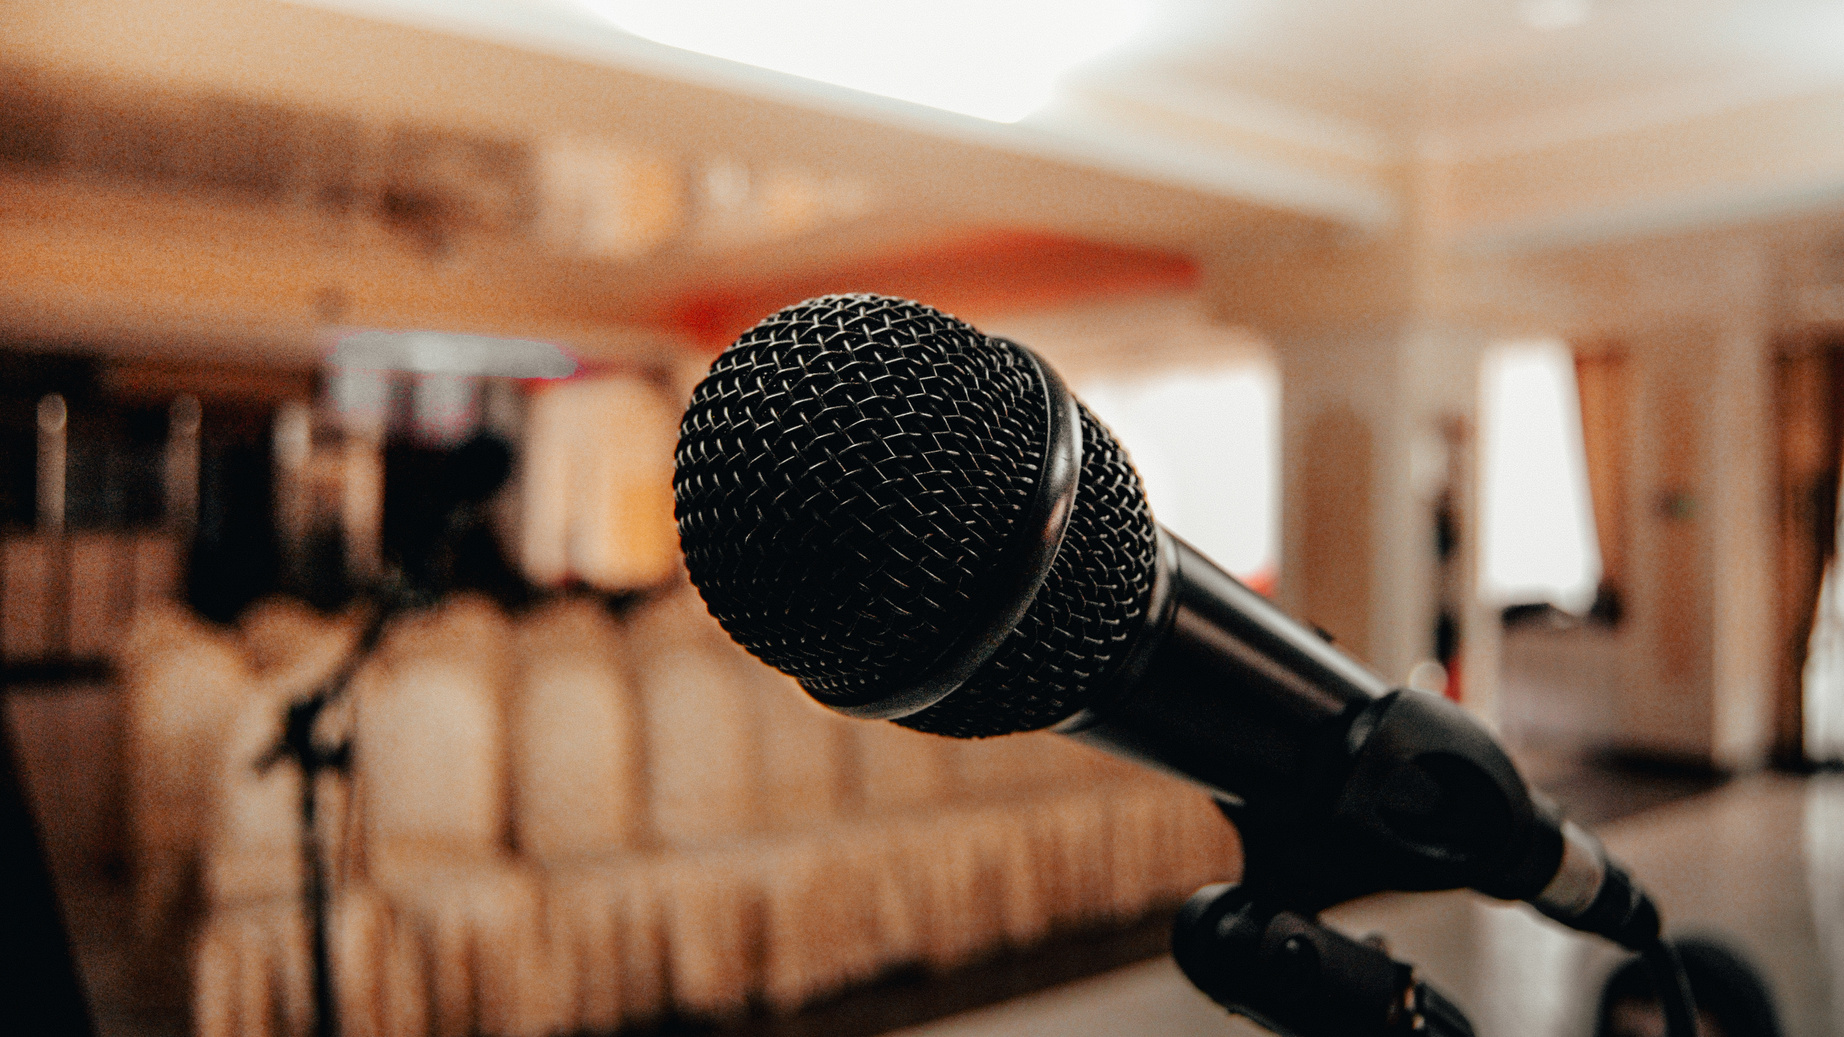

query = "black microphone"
[673,293,1658,951]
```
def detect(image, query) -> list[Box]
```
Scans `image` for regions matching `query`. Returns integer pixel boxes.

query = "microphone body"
[673,294,1658,952]
[1064,531,1654,945]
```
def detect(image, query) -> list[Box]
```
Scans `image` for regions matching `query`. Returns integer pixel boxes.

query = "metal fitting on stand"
[1172,883,1476,1037]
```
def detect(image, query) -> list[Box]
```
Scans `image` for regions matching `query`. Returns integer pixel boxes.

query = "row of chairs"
[118,588,1240,1036]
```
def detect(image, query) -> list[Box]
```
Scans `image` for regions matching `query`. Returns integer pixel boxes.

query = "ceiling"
[1116,0,1844,144]
[275,0,1844,241]
[7,0,1844,364]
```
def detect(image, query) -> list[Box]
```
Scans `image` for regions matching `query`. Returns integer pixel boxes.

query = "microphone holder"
[1171,773,1497,1037]
[1167,688,1693,1037]
[1174,782,1480,1037]
[1173,879,1475,1037]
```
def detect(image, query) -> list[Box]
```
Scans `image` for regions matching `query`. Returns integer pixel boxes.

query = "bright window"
[1081,363,1279,589]
[1478,340,1601,613]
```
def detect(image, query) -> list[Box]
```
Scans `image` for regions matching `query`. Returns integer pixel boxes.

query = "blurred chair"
[750,662,854,833]
[193,600,422,1037]
[193,886,424,1037]
[744,658,897,1010]
[506,598,661,1032]
[539,859,667,1032]
[855,722,954,815]
[508,598,639,862]
[630,587,762,849]
[1103,778,1238,921]
[353,596,555,1037]
[173,583,1245,1037]
[754,827,899,1013]
[240,598,362,692]
[625,589,769,1019]
[203,600,362,906]
[890,808,1021,971]
[117,602,252,947]
[625,587,896,1019]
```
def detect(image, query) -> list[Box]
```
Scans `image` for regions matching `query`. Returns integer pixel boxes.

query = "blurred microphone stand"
[253,578,408,1037]
[256,427,539,1037]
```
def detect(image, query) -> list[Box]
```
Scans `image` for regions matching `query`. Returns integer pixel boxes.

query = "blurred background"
[2,1,1843,1035]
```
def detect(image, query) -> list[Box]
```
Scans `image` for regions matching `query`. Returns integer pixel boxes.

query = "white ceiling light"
[581,0,1152,123]
[1518,0,1593,32]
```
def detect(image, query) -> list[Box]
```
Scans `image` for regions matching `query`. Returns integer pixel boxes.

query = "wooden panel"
[2,535,60,663]
[666,229,1199,351]
[5,685,124,878]
[1655,379,1703,683]
[128,532,181,614]
[100,362,313,406]
[66,531,127,658]
[1298,406,1373,662]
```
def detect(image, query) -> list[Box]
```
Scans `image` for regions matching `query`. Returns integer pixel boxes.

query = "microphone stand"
[252,463,547,1037]
[254,587,403,1037]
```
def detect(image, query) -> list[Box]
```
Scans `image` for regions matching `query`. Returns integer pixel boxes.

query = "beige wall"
[1206,216,1793,768]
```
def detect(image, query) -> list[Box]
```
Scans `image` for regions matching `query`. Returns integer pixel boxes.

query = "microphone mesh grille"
[896,404,1157,737]
[674,294,1047,701]
[674,293,1158,737]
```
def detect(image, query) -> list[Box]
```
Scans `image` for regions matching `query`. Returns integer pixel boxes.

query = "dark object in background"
[293,523,353,613]
[1588,583,1625,626]
[187,411,281,624]
[1596,936,1783,1037]
[0,716,96,1036]
[384,434,527,606]
[0,352,166,530]
[1501,601,1580,630]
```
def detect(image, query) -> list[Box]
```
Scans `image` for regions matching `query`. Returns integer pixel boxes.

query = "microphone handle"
[1055,530,1388,810]
[1056,530,1658,948]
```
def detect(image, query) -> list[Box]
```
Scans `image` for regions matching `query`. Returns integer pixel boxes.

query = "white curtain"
[1804,561,1844,764]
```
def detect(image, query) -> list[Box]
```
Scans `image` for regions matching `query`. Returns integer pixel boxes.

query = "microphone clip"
[1172,883,1476,1037]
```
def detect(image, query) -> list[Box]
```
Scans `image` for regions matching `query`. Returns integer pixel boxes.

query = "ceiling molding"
[1420,66,1844,163]
[1015,112,1397,232]
[1026,83,1400,230]
[1450,173,1844,256]
[1441,84,1844,253]
[1065,71,1401,168]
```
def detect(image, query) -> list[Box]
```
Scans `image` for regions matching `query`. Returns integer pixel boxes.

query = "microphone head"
[674,294,1158,737]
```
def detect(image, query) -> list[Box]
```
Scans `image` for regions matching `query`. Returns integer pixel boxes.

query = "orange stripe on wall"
[662,229,1198,351]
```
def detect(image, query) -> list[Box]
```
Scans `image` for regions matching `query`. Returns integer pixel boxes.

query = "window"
[1477,340,1601,613]
[1081,362,1279,590]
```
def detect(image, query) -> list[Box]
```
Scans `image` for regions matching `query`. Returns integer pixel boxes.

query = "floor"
[883,773,1844,1037]
[1510,744,1730,826]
